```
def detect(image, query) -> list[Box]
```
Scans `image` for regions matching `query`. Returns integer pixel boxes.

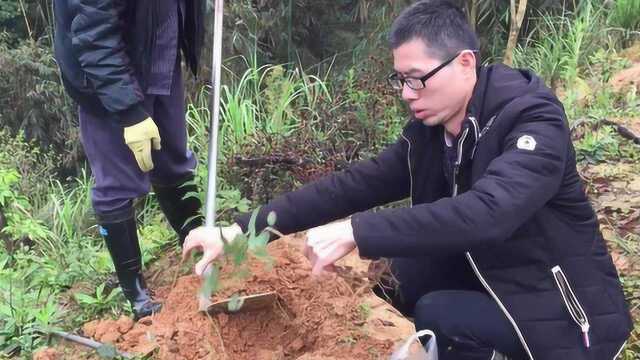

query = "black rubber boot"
[152,174,204,246]
[98,210,162,320]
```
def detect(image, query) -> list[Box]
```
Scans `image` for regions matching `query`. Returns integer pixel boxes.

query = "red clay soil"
[32,347,62,360]
[81,240,399,359]
[610,62,640,94]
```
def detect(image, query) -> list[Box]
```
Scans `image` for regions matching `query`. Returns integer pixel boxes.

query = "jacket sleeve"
[235,138,411,237]
[353,101,569,258]
[69,0,147,125]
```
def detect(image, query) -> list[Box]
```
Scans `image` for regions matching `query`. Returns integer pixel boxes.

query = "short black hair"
[389,0,479,61]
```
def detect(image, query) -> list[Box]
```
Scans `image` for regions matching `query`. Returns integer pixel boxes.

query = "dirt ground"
[36,235,418,359]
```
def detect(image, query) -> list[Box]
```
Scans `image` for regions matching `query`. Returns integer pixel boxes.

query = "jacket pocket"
[551,265,591,348]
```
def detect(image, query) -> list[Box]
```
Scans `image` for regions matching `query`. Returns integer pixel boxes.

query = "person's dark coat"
[53,0,204,125]
[237,64,632,360]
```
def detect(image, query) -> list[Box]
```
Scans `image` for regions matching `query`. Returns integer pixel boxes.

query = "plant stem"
[171,257,185,290]
[18,0,34,42]
[205,312,227,360]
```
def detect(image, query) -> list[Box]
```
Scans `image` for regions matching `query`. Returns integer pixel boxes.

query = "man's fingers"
[195,251,218,277]
[304,242,321,269]
[303,243,310,259]
[303,242,315,260]
[307,232,334,255]
[306,230,323,248]
[314,241,336,258]
[152,135,162,150]
[142,142,154,171]
[133,149,144,171]
[133,142,153,172]
[311,259,327,276]
[182,237,202,260]
[308,238,337,260]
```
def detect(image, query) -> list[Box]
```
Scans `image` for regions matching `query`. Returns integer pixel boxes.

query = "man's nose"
[401,84,419,101]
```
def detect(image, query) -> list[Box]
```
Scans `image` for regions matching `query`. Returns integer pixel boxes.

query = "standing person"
[183,1,632,358]
[53,0,205,320]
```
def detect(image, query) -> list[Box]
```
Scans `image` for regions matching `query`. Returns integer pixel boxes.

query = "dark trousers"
[373,255,527,360]
[79,61,196,218]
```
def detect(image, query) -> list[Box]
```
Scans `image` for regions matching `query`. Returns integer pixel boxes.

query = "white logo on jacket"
[517,135,536,151]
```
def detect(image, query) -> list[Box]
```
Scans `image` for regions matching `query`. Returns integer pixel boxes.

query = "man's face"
[392,38,474,128]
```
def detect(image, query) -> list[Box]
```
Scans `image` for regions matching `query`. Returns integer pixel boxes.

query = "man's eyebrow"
[394,68,426,77]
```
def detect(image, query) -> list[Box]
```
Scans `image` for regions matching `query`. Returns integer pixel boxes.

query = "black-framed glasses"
[387,50,476,90]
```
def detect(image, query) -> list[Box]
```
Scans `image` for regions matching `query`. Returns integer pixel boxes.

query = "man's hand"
[182,224,243,276]
[123,117,161,172]
[305,219,356,276]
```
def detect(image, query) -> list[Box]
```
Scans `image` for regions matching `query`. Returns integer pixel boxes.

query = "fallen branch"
[234,155,311,167]
[600,119,640,145]
[571,118,640,145]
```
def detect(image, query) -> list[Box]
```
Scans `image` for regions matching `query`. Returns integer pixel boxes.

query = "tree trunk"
[503,0,528,66]
[468,0,478,32]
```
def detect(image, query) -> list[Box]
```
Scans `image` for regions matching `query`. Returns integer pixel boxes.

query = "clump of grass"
[512,1,605,88]
[607,0,640,34]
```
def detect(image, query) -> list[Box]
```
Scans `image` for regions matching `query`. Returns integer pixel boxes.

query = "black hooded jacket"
[237,64,632,359]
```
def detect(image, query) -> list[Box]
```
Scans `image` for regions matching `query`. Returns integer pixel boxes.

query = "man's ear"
[458,50,477,77]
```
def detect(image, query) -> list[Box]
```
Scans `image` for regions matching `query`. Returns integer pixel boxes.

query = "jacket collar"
[401,64,540,158]
[401,66,488,160]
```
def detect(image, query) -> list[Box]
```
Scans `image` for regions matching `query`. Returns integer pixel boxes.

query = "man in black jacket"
[53,0,205,319]
[183,1,632,358]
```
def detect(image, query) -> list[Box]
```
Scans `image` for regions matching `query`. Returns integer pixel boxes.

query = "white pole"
[204,0,225,227]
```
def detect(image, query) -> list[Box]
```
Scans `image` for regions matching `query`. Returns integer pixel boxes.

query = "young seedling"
[198,207,278,313]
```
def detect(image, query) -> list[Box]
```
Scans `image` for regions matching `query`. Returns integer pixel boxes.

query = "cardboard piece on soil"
[205,291,278,314]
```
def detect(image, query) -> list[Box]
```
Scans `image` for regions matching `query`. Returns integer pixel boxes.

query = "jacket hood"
[468,64,545,129]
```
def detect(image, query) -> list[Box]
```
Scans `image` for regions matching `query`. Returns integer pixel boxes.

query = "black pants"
[373,255,527,360]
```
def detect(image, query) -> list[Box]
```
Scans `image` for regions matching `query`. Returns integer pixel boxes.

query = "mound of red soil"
[610,62,640,94]
[82,240,414,359]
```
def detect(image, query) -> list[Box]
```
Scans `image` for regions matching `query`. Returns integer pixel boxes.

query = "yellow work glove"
[123,117,161,172]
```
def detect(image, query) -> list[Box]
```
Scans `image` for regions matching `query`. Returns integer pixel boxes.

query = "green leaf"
[232,243,248,266]
[227,293,245,312]
[224,234,248,266]
[95,283,105,298]
[200,264,220,299]
[248,232,269,251]
[182,191,200,201]
[96,343,118,359]
[74,293,97,305]
[247,207,261,238]
[237,200,251,213]
[105,287,122,302]
[267,211,277,227]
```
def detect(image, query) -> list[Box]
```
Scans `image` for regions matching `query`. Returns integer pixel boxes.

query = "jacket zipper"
[551,265,591,348]
[478,115,496,139]
[466,254,534,359]
[468,116,480,159]
[615,342,626,359]
[401,134,413,207]
[450,119,535,359]
[452,126,469,197]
